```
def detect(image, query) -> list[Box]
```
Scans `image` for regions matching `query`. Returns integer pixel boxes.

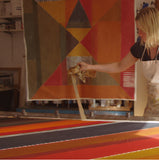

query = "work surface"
[1,118,159,159]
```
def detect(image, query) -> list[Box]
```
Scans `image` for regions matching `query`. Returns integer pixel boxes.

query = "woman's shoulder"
[130,39,145,59]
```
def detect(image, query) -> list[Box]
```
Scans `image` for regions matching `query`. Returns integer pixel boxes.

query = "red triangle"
[44,60,67,86]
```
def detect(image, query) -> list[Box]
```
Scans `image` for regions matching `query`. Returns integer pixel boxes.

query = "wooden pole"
[71,75,86,120]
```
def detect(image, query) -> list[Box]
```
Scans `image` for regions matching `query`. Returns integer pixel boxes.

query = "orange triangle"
[38,1,66,27]
[101,0,121,21]
[67,28,90,41]
[80,0,119,26]
[67,43,91,57]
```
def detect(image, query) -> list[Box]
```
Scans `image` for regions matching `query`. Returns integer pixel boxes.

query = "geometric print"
[23,0,135,100]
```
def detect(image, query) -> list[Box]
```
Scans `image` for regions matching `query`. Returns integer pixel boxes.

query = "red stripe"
[24,134,159,159]
[121,0,135,98]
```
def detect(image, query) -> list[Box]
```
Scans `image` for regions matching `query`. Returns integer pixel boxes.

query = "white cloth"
[141,47,159,116]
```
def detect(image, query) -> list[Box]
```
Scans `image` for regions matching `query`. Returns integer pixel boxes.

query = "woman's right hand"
[78,62,92,71]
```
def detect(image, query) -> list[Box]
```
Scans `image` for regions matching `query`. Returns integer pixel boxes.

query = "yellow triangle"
[38,1,65,27]
[67,43,91,57]
[67,28,90,42]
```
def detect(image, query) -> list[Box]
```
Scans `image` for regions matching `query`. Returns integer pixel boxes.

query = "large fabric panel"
[23,0,135,100]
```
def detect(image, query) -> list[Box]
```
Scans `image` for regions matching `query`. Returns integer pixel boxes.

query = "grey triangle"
[67,0,91,28]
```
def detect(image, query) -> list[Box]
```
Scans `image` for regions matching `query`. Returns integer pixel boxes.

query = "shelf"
[89,106,132,111]
[0,15,21,18]
[89,101,133,111]
[0,87,15,91]
[0,0,22,33]
[0,29,23,32]
[0,0,10,1]
[0,15,23,32]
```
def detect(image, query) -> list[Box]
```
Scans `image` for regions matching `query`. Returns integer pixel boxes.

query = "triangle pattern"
[67,28,90,42]
[81,21,121,62]
[89,59,120,86]
[101,0,121,21]
[37,3,79,77]
[25,0,135,99]
[65,0,78,27]
[67,43,91,57]
[44,59,67,86]
[67,0,91,28]
[80,0,119,26]
[60,28,79,60]
[37,0,66,27]
[90,72,119,86]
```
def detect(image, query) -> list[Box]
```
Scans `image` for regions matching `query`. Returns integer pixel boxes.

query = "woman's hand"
[78,62,96,78]
[78,62,92,71]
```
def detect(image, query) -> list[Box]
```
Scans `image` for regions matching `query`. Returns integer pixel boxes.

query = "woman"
[79,7,159,116]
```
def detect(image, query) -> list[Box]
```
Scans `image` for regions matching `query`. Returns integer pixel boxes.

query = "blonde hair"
[135,7,159,48]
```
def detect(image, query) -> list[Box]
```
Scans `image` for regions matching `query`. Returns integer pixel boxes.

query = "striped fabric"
[0,119,159,159]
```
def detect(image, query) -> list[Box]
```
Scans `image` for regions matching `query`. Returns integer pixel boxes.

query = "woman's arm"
[79,52,138,73]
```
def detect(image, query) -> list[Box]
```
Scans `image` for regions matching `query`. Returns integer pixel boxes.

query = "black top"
[130,41,159,61]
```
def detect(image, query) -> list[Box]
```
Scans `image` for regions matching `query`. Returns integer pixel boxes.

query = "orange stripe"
[0,120,88,134]
[33,85,131,99]
[0,120,111,135]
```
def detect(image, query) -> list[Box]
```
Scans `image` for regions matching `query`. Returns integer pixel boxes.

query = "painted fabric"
[1,120,159,159]
[23,0,135,100]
